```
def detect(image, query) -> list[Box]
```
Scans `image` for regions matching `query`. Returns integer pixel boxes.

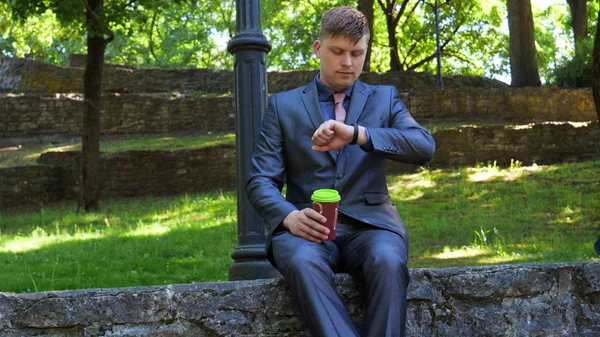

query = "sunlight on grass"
[99,133,235,152]
[388,169,437,200]
[23,145,82,163]
[125,221,172,237]
[476,254,526,265]
[0,132,235,168]
[0,192,238,293]
[432,246,488,260]
[2,231,104,254]
[395,159,600,270]
[467,161,546,182]
[1,160,599,293]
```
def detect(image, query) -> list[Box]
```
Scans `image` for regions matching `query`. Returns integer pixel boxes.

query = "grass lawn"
[0,132,235,168]
[1,159,598,294]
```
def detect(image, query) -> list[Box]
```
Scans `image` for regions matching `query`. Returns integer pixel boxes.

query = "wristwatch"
[349,123,359,145]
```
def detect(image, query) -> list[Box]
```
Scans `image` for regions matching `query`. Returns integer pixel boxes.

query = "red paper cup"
[311,189,341,240]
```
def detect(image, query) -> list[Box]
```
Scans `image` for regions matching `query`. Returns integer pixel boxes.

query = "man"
[247,6,435,337]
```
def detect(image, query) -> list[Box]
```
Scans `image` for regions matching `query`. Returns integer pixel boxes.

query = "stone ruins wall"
[0,57,506,94]
[0,88,594,137]
[0,262,598,336]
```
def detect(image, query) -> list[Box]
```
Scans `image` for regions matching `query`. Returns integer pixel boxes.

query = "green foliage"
[372,0,507,76]
[533,2,570,83]
[551,37,594,88]
[1,0,599,78]
[262,0,346,70]
[105,0,235,68]
[0,2,85,63]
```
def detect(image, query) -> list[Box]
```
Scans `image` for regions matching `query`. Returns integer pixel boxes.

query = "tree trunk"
[593,5,600,121]
[378,0,403,71]
[567,0,588,43]
[358,0,374,72]
[506,0,541,87]
[80,0,106,211]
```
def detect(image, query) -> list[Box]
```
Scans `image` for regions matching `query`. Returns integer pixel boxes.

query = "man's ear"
[313,40,321,58]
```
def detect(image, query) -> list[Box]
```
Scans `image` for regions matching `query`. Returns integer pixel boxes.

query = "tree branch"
[148,9,159,60]
[82,0,115,46]
[377,0,389,14]
[400,1,420,30]
[407,53,436,70]
[404,34,426,61]
[443,48,473,64]
[393,0,410,28]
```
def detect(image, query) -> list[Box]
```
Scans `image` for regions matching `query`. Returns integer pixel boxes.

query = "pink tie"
[333,92,346,123]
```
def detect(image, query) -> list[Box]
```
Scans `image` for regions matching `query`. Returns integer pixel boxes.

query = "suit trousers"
[271,214,409,337]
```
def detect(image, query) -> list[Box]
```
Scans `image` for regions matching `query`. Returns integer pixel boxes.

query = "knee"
[366,249,408,279]
[286,248,330,278]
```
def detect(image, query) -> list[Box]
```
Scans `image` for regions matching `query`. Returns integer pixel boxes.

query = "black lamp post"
[227,0,281,280]
[423,0,444,88]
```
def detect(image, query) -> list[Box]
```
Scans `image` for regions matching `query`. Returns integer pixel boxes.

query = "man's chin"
[334,78,356,89]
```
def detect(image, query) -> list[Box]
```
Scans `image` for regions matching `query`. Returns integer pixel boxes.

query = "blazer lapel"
[301,81,324,129]
[301,80,337,161]
[345,80,371,126]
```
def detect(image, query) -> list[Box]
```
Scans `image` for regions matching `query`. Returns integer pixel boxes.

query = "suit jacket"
[246,78,435,267]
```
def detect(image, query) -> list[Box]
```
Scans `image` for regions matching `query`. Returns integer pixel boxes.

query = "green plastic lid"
[311,189,341,202]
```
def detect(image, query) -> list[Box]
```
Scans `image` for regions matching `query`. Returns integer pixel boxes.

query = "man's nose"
[341,54,352,66]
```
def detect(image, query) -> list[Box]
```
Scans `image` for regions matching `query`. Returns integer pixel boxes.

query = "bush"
[551,37,594,88]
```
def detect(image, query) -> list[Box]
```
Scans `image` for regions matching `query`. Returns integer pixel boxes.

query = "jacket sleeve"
[246,94,298,235]
[368,86,435,165]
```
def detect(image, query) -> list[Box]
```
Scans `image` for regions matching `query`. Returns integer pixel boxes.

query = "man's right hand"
[283,209,330,243]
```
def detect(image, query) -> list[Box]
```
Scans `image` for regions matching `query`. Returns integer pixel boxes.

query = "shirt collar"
[314,73,354,102]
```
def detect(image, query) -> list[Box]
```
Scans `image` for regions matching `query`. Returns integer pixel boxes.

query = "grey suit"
[247,78,435,337]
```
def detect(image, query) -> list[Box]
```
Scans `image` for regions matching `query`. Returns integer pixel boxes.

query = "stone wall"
[37,145,237,200]
[404,87,596,122]
[0,58,233,94]
[8,122,592,206]
[0,57,505,94]
[0,262,598,336]
[0,165,64,207]
[0,93,235,137]
[1,88,595,137]
[420,121,600,167]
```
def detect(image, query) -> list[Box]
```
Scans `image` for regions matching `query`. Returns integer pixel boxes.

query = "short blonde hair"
[319,6,370,44]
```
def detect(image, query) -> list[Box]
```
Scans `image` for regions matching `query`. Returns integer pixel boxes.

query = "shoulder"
[266,84,309,113]
[270,84,310,99]
[356,80,397,95]
[363,82,397,93]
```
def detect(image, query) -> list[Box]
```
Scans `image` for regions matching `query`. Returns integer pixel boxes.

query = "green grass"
[1,159,599,294]
[0,192,237,293]
[392,159,600,268]
[0,132,235,168]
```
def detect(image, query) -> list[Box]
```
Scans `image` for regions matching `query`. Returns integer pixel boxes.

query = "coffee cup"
[311,189,341,240]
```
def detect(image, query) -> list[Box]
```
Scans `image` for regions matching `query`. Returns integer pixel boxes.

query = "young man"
[247,6,435,337]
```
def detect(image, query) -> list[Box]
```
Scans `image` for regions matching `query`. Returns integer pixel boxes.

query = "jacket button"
[336,173,343,179]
